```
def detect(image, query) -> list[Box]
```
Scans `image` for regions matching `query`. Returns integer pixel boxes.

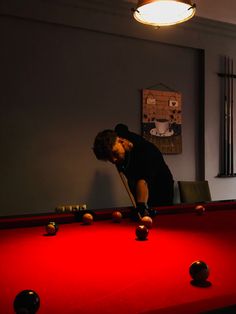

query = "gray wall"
[1,0,236,215]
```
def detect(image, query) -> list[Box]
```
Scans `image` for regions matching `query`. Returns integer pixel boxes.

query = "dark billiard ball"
[141,216,153,229]
[82,213,93,225]
[112,210,122,223]
[14,290,40,314]
[195,205,206,215]
[45,221,58,235]
[189,260,210,282]
[136,225,149,240]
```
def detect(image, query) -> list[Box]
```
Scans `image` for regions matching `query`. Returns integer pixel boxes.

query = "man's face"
[109,138,126,164]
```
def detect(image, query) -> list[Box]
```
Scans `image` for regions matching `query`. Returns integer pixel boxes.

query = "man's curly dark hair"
[93,129,118,161]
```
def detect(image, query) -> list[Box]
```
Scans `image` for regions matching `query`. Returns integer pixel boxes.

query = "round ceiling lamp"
[133,0,196,27]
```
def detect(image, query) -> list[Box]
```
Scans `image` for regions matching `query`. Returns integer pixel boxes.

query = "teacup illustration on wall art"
[155,119,170,135]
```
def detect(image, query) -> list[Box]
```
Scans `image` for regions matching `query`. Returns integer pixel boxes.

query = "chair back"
[178,180,212,203]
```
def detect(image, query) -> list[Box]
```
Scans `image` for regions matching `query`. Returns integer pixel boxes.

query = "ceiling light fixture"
[133,0,196,27]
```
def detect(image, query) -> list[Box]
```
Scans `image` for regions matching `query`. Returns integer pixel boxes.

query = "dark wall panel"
[0,17,202,215]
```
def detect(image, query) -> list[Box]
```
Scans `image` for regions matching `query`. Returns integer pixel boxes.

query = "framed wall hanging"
[142,88,182,154]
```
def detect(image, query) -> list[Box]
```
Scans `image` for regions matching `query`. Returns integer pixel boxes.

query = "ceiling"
[194,0,236,25]
[125,0,236,26]
[2,0,236,27]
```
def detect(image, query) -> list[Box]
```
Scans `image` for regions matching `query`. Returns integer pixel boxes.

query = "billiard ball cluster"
[111,210,153,240]
[135,216,153,241]
[12,204,212,313]
[55,204,87,213]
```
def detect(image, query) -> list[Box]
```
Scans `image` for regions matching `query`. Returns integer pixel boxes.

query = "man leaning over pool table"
[93,124,174,220]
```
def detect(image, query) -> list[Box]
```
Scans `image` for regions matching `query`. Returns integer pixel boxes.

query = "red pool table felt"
[0,201,236,314]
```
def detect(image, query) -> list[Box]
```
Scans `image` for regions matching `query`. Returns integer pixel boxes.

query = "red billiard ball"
[189,260,210,283]
[136,225,149,240]
[45,222,58,235]
[112,210,122,223]
[82,213,93,225]
[195,205,206,215]
[14,290,40,314]
[141,216,153,229]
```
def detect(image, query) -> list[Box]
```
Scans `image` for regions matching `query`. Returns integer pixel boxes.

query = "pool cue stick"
[223,57,227,175]
[227,56,231,175]
[225,56,229,175]
[230,58,234,175]
[117,170,142,220]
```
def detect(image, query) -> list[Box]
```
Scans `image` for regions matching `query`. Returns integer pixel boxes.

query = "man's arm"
[136,179,149,204]
[117,172,150,219]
